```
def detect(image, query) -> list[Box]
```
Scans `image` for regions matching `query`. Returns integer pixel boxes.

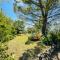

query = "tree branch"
[39,0,45,17]
[31,0,40,7]
[48,13,60,19]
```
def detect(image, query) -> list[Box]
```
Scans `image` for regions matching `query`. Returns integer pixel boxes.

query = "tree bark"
[39,0,48,36]
[42,15,47,36]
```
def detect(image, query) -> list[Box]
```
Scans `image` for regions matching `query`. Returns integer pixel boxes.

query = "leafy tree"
[14,0,60,36]
[14,20,25,34]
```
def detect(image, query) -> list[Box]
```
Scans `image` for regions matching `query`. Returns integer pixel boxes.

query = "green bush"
[41,32,60,46]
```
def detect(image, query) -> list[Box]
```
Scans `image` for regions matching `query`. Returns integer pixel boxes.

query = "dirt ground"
[7,34,37,60]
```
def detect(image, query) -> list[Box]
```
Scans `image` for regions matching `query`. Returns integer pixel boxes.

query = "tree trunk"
[42,16,47,36]
[39,0,48,36]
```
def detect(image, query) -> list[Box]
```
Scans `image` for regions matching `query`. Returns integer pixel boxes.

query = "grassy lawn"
[7,34,37,60]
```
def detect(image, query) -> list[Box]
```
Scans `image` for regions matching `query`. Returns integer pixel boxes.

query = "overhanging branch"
[48,13,60,19]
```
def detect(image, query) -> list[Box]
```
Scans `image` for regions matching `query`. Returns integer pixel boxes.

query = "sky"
[0,0,17,20]
[0,0,60,29]
[0,0,34,28]
[0,0,58,21]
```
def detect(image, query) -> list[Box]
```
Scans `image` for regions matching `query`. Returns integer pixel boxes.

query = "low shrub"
[25,33,41,44]
[29,33,41,41]
[42,32,60,46]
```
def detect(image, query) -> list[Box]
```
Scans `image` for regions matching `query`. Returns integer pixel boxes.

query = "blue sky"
[0,0,60,28]
[0,0,33,28]
[0,0,17,20]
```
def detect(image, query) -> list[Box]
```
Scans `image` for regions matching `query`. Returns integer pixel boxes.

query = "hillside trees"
[14,0,60,36]
[14,20,25,34]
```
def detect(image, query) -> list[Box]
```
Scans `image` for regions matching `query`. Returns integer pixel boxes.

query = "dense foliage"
[40,32,60,47]
[14,20,25,34]
[0,11,15,42]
